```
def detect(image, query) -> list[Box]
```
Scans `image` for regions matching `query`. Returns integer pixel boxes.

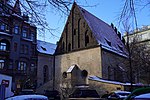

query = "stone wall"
[37,53,54,93]
[55,47,102,89]
[89,80,124,96]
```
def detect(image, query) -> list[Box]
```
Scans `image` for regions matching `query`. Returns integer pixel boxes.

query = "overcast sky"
[37,0,150,44]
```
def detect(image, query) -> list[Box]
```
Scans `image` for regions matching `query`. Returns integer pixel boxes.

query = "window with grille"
[0,42,6,51]
[0,60,4,69]
[18,61,27,71]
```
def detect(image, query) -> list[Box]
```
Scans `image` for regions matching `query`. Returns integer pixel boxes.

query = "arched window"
[43,65,49,83]
[85,31,89,47]
[62,42,65,51]
[68,43,71,51]
[78,18,81,48]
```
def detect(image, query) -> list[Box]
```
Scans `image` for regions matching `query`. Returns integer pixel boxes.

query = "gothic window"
[66,23,69,50]
[0,60,4,69]
[85,31,89,47]
[78,18,81,48]
[18,61,27,71]
[43,65,49,83]
[62,42,65,51]
[68,43,71,51]
[74,29,76,35]
[108,66,111,79]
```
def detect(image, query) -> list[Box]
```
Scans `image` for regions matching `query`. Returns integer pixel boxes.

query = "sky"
[37,0,150,44]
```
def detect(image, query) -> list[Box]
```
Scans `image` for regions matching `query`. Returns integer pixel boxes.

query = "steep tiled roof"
[37,40,56,55]
[77,4,128,57]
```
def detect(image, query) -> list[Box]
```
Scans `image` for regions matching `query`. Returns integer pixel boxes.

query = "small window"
[14,25,19,34]
[0,42,7,51]
[0,60,4,69]
[0,23,5,30]
[18,61,27,71]
[105,39,111,46]
[41,46,46,51]
[31,32,35,41]
[31,63,35,72]
[22,28,27,38]
[118,45,123,51]
[6,24,9,32]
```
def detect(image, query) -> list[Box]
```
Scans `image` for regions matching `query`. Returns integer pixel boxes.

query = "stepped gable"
[76,3,128,56]
[13,0,21,15]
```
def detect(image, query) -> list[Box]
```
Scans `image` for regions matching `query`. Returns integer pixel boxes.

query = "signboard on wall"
[1,80,9,87]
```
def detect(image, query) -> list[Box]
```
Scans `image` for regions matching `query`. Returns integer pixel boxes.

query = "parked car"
[6,94,48,100]
[19,89,35,95]
[107,90,131,100]
[69,88,101,100]
[44,90,60,100]
[132,93,150,100]
[125,87,150,100]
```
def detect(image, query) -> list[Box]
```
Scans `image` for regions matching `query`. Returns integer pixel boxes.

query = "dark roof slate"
[77,4,128,57]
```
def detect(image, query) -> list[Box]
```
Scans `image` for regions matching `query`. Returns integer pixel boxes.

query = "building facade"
[54,2,128,90]
[0,0,37,91]
[36,40,56,94]
[124,26,150,84]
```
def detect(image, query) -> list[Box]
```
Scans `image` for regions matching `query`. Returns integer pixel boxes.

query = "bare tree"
[124,30,150,85]
[119,0,150,30]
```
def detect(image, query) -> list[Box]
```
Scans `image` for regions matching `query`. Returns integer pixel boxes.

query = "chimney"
[13,0,21,15]
[117,31,121,39]
[122,37,126,44]
[114,27,117,33]
[111,23,114,29]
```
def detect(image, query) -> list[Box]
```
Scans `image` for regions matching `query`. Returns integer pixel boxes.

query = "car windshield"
[118,93,130,96]
[24,98,48,100]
